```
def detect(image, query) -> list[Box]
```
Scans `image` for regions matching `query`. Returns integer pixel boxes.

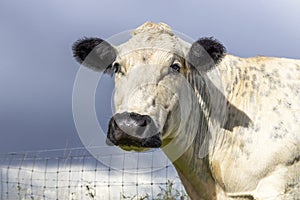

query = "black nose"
[106,112,162,148]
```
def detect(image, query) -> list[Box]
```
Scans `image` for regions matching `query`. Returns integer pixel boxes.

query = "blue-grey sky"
[0,0,299,153]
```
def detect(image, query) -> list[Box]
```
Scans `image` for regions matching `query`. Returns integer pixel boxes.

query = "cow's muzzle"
[106,112,162,148]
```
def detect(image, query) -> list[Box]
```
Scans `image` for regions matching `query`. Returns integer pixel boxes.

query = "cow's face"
[72,23,225,152]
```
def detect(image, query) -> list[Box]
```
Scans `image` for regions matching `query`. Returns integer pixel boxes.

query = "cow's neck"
[169,145,217,199]
[162,69,228,199]
[163,113,218,199]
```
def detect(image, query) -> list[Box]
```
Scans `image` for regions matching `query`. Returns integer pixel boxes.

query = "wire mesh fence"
[0,147,187,200]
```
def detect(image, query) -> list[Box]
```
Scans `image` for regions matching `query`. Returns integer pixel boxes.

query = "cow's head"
[72,22,225,152]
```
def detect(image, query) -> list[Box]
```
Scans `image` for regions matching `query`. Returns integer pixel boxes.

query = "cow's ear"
[72,37,116,72]
[188,37,226,72]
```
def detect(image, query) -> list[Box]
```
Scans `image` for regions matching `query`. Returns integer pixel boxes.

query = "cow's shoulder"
[217,55,300,140]
[218,54,300,107]
[210,55,300,198]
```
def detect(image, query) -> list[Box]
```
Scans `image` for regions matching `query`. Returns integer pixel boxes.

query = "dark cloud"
[0,0,299,152]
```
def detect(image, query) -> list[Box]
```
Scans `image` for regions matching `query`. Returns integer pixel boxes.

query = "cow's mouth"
[119,145,149,152]
[106,112,162,151]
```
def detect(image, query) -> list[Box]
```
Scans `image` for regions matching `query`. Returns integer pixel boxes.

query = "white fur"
[111,22,300,200]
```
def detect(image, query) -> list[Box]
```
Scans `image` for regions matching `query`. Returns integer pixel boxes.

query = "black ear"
[72,37,116,72]
[188,37,226,72]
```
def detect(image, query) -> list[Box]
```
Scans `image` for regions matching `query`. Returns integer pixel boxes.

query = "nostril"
[139,120,147,127]
[129,112,148,127]
[129,112,139,118]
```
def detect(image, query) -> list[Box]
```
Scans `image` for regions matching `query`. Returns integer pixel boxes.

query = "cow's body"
[72,22,300,199]
[173,55,300,199]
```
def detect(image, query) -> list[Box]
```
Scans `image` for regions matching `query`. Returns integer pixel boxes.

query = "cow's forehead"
[116,22,188,59]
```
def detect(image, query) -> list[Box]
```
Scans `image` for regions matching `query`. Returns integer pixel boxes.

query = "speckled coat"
[73,22,300,200]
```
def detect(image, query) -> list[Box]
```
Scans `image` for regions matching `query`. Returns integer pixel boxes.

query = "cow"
[72,22,300,199]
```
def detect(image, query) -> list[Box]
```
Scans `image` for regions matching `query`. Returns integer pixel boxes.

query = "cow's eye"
[112,62,121,73]
[170,63,181,72]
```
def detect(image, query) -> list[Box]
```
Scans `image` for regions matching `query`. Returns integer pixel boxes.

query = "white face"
[72,22,226,152]
[112,33,192,143]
